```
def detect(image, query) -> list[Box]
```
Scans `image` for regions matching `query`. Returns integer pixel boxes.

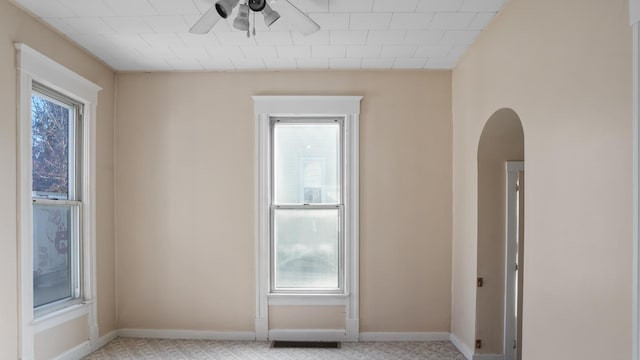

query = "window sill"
[32,300,91,333]
[267,293,349,306]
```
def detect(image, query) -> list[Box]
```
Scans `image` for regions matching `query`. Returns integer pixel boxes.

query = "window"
[271,118,343,292]
[253,96,361,341]
[31,84,83,311]
[16,43,101,359]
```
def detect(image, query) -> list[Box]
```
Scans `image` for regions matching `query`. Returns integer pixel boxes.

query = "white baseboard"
[449,332,474,360]
[268,329,346,341]
[51,340,91,360]
[96,330,118,350]
[359,332,450,342]
[117,329,256,341]
[473,354,504,360]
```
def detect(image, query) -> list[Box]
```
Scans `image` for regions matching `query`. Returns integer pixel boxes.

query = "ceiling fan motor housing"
[249,0,266,12]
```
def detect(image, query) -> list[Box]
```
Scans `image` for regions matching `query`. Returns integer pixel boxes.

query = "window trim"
[16,43,101,359]
[253,96,361,342]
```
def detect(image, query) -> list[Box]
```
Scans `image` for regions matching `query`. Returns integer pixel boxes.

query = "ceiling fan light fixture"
[233,3,250,31]
[215,0,240,19]
[262,3,280,27]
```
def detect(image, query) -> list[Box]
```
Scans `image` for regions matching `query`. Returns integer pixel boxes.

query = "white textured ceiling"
[12,0,507,71]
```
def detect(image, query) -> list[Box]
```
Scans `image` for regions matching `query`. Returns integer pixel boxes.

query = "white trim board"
[97,330,118,350]
[117,329,256,341]
[51,341,91,360]
[268,329,347,341]
[450,333,474,360]
[359,332,450,341]
[634,20,640,360]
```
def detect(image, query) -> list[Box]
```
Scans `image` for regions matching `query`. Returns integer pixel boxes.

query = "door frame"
[504,161,524,359]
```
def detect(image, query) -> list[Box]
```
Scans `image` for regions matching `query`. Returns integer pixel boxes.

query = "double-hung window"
[271,118,343,293]
[31,83,83,313]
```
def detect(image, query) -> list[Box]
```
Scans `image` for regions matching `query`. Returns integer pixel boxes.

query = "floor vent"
[271,341,341,349]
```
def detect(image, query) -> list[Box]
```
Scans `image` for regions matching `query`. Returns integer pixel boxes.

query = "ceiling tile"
[164,57,205,70]
[170,47,210,60]
[373,0,419,12]
[147,0,201,16]
[312,45,347,57]
[140,33,186,47]
[366,30,406,44]
[329,0,373,12]
[330,30,368,45]
[292,30,330,45]
[440,30,480,44]
[361,57,394,69]
[276,45,312,58]
[389,13,434,30]
[103,34,151,49]
[199,58,235,70]
[414,44,451,57]
[103,0,158,16]
[380,45,417,57]
[296,58,329,69]
[264,58,299,69]
[448,44,469,58]
[290,0,329,13]
[349,13,392,30]
[178,33,221,47]
[429,12,476,29]
[103,17,155,34]
[330,58,362,69]
[254,32,294,46]
[215,32,258,46]
[144,16,190,33]
[416,0,464,12]
[468,12,496,30]
[459,0,505,12]
[393,57,428,68]
[426,56,458,68]
[346,45,381,58]
[403,30,444,44]
[21,0,76,18]
[41,17,76,35]
[208,46,244,59]
[241,46,279,58]
[65,18,116,34]
[57,0,114,17]
[231,58,266,70]
[136,46,179,59]
[310,13,350,29]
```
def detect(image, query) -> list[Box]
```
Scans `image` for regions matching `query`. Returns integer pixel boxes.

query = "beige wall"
[115,71,453,333]
[475,109,524,354]
[0,0,116,358]
[452,0,632,358]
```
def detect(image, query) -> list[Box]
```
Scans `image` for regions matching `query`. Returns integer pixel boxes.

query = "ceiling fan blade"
[271,0,320,36]
[189,5,222,34]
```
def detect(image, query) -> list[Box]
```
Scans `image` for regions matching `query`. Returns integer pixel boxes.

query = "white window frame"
[16,43,101,360]
[253,96,361,342]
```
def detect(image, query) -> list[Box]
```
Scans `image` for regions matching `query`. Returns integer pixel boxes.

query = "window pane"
[32,93,72,199]
[274,123,340,204]
[274,209,339,289]
[33,204,78,307]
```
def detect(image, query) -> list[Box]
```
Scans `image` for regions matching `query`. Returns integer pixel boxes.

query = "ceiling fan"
[190,0,320,37]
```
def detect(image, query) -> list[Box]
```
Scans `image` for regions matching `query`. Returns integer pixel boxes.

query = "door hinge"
[512,340,517,349]
[514,263,519,271]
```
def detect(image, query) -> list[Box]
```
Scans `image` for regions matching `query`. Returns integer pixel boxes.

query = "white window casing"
[253,96,361,342]
[16,43,101,360]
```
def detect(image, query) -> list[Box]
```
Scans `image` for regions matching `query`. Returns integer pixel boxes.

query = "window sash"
[269,118,346,294]
[30,83,84,312]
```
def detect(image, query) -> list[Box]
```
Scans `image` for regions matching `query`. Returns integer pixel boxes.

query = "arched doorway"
[475,108,524,360]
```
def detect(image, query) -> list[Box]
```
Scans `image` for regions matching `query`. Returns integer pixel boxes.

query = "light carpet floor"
[84,338,467,360]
